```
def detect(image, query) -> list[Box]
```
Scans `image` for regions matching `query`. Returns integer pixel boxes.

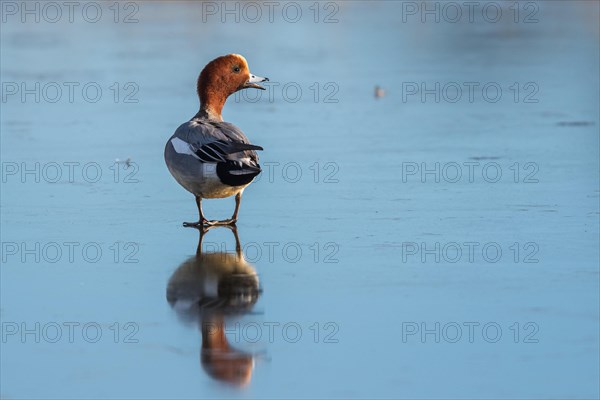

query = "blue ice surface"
[1,1,598,399]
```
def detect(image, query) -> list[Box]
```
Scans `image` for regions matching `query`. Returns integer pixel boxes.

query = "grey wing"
[173,120,262,164]
[213,121,253,144]
[209,121,263,165]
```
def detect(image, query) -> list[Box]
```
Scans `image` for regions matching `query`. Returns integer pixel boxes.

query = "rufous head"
[201,315,255,386]
[197,54,268,120]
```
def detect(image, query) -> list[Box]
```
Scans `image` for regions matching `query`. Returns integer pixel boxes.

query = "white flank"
[203,276,219,297]
[202,163,219,178]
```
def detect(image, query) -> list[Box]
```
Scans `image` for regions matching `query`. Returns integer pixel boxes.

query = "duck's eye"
[233,66,241,73]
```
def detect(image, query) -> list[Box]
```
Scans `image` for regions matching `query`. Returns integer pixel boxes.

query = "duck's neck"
[201,317,230,350]
[196,87,227,121]
[197,104,223,122]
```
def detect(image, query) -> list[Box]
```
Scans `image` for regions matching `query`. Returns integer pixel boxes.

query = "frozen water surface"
[1,1,599,399]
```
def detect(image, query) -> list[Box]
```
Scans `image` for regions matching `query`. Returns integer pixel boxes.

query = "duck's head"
[197,54,268,119]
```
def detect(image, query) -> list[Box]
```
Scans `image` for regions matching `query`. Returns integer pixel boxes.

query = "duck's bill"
[244,74,269,90]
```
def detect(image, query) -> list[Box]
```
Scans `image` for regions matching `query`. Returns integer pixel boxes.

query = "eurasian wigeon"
[165,54,268,227]
[166,226,260,386]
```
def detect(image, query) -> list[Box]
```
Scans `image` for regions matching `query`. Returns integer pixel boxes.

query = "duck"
[165,54,268,227]
[166,226,260,315]
[166,226,261,386]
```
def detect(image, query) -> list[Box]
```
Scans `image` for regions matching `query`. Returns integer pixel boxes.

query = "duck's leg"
[230,224,242,256]
[183,196,209,227]
[204,192,241,226]
[231,192,242,223]
[195,225,208,255]
[193,225,223,254]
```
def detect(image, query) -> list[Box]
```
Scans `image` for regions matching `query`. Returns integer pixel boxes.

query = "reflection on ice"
[166,226,261,386]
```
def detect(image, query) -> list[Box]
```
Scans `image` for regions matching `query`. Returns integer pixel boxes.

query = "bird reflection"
[166,225,261,386]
